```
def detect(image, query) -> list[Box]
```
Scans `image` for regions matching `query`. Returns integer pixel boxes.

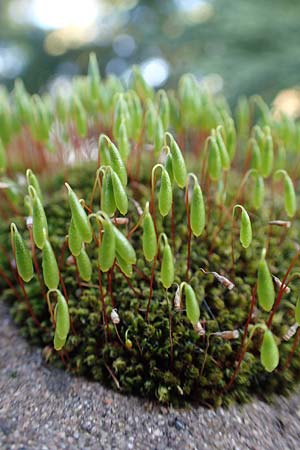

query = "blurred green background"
[1,0,300,104]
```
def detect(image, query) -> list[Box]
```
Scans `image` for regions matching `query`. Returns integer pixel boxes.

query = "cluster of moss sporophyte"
[1,55,300,406]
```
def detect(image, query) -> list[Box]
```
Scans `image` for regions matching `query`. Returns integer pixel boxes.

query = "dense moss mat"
[1,163,300,408]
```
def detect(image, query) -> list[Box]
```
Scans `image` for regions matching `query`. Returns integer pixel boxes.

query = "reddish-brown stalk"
[225,286,257,390]
[107,267,116,308]
[97,266,109,340]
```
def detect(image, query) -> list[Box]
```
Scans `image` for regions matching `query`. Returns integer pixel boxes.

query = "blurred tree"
[0,0,300,104]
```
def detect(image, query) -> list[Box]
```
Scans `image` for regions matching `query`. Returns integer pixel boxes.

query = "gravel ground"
[1,302,300,450]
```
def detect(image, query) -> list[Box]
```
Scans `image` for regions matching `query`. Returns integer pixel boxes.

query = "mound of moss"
[1,163,300,408]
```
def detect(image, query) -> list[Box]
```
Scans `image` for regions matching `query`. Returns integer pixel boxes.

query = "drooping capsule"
[142,207,157,262]
[158,169,172,217]
[160,241,174,289]
[216,128,230,170]
[116,251,133,278]
[295,297,300,326]
[111,169,128,215]
[167,133,187,188]
[208,137,222,181]
[65,183,92,243]
[233,205,252,248]
[183,283,200,325]
[98,219,116,272]
[252,174,264,210]
[260,329,279,372]
[29,185,48,249]
[257,249,275,312]
[11,223,33,283]
[68,218,83,257]
[190,180,205,237]
[53,290,70,351]
[42,235,60,290]
[283,173,296,217]
[261,128,273,178]
[108,140,127,187]
[76,246,92,282]
[26,169,43,202]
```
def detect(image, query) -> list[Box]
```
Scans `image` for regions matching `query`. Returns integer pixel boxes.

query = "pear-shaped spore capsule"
[257,250,275,312]
[65,183,92,243]
[108,140,127,187]
[158,169,172,217]
[101,169,116,217]
[190,181,205,237]
[208,137,222,181]
[111,170,128,215]
[283,173,296,218]
[76,246,92,282]
[99,220,116,272]
[113,227,136,265]
[68,218,83,257]
[240,207,252,248]
[251,139,261,170]
[142,211,157,262]
[216,129,230,170]
[11,223,33,283]
[168,134,187,188]
[184,283,200,325]
[42,237,59,290]
[161,243,174,289]
[29,185,48,249]
[26,169,43,202]
[260,329,279,372]
[98,134,111,166]
[54,291,70,351]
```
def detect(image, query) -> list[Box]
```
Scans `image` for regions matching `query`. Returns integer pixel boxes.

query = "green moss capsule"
[257,249,275,312]
[29,185,48,249]
[190,180,205,237]
[108,140,127,187]
[261,128,273,178]
[260,329,279,372]
[158,169,172,217]
[142,208,157,262]
[225,117,236,161]
[167,133,187,188]
[154,116,164,155]
[68,218,83,257]
[65,183,92,243]
[98,134,111,166]
[54,290,70,351]
[99,220,116,272]
[88,52,101,98]
[216,128,230,170]
[295,297,300,326]
[233,205,252,248]
[182,283,200,325]
[76,246,92,282]
[283,173,296,217]
[160,240,174,289]
[113,227,136,265]
[111,169,128,215]
[26,169,43,202]
[101,169,116,217]
[274,170,296,217]
[157,89,170,130]
[42,235,59,290]
[208,137,222,181]
[11,223,33,283]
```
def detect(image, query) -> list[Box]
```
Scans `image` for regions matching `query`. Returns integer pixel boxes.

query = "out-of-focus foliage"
[1,0,300,103]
